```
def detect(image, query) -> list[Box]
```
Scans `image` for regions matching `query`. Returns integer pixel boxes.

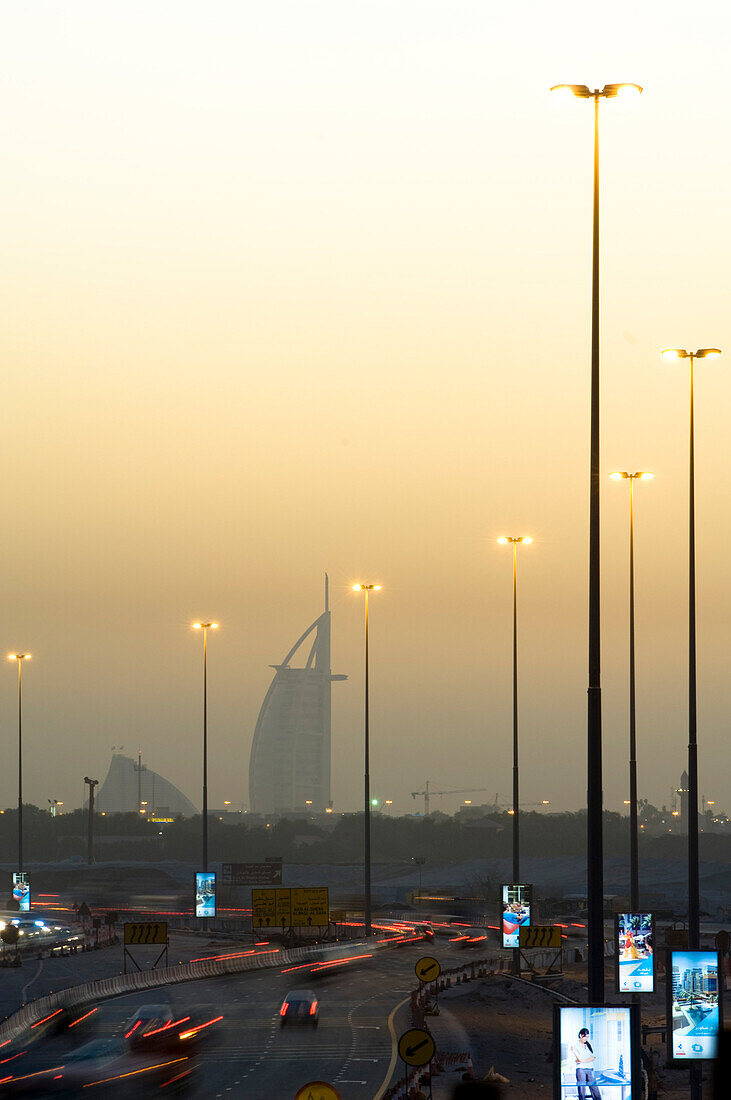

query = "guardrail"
[0,932,422,1045]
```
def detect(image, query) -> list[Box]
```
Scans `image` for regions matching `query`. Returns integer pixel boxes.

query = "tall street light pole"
[661,349,721,946]
[353,583,382,937]
[8,654,32,876]
[610,471,653,912]
[661,344,721,1100]
[498,536,532,976]
[192,622,219,872]
[551,80,642,1004]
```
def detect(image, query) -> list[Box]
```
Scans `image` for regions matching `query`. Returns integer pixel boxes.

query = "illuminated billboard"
[195,872,216,918]
[554,1004,639,1099]
[12,874,30,912]
[615,913,654,993]
[667,950,722,1061]
[501,883,531,948]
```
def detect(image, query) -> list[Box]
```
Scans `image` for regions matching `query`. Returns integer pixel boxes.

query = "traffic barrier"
[0,930,422,1043]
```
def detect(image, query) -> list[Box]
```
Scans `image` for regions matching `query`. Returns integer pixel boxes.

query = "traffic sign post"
[518,924,563,976]
[398,1027,436,1098]
[415,955,441,1015]
[123,921,169,974]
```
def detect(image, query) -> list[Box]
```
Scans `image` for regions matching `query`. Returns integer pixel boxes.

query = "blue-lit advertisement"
[12,873,30,912]
[195,872,216,918]
[554,1004,639,1099]
[668,950,721,1061]
[616,913,654,993]
[501,883,531,948]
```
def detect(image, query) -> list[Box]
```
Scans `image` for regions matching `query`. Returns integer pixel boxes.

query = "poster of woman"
[554,1004,638,1099]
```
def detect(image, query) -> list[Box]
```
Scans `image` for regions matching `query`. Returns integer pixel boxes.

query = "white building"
[248,578,346,814]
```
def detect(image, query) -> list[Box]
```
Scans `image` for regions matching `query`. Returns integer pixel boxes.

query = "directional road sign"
[398,1027,436,1067]
[292,887,329,927]
[123,921,168,946]
[519,925,561,949]
[252,889,278,928]
[415,955,441,982]
[252,887,330,929]
[294,1083,341,1100]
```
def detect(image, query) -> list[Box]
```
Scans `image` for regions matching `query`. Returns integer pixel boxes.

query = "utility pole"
[84,777,98,865]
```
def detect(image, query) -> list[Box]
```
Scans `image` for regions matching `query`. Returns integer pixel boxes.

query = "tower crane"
[410,780,491,816]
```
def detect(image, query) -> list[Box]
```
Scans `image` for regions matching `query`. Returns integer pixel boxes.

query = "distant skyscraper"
[248,576,346,814]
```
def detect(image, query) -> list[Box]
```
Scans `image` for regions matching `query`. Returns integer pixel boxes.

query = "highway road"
[8,936,481,1098]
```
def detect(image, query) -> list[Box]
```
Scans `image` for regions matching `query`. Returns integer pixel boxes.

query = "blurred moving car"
[279,990,319,1027]
[0,1037,196,1097]
[123,1001,221,1053]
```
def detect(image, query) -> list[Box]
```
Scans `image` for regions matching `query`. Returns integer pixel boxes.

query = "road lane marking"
[373,996,409,1100]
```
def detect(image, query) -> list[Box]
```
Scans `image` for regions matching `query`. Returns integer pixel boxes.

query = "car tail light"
[309,1002,318,1016]
[280,1003,289,1017]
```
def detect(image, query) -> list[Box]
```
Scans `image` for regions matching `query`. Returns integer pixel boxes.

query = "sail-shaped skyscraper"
[248,577,346,814]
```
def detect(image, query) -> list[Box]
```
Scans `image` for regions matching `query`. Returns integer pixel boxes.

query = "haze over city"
[1,0,729,820]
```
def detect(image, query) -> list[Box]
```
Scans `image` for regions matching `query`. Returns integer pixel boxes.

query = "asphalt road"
[21,938,478,1099]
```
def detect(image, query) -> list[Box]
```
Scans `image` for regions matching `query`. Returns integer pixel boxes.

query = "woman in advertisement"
[569,1028,602,1100]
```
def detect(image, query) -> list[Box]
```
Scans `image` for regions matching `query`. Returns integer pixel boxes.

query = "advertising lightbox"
[195,872,216,918]
[501,883,531,948]
[554,1004,639,1099]
[667,949,722,1061]
[616,912,654,993]
[12,873,30,912]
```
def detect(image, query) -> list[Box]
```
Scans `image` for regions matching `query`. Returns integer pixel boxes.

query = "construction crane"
[410,780,491,816]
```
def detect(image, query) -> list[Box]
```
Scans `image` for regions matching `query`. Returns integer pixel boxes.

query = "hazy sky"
[1,1,729,820]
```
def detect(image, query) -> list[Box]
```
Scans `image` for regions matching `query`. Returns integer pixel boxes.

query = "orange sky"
[1,1,729,818]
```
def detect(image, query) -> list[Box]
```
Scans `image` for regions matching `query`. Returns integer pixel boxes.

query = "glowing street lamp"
[551,77,642,1005]
[661,347,722,960]
[352,583,382,936]
[610,471,653,914]
[192,622,219,872]
[8,654,31,875]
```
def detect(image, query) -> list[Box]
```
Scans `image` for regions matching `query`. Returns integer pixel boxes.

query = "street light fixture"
[610,471,653,915]
[551,78,642,1005]
[661,347,722,958]
[192,622,219,872]
[8,654,31,875]
[352,583,382,936]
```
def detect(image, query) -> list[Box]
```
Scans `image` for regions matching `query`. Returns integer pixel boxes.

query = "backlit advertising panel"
[12,873,30,912]
[616,912,654,993]
[501,883,531,948]
[554,1004,639,1099]
[195,872,216,918]
[667,949,722,1061]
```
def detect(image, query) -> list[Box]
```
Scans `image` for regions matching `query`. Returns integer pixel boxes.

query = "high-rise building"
[248,577,346,814]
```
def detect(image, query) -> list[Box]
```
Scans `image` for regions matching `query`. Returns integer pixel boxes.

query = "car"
[123,1002,179,1051]
[279,989,319,1027]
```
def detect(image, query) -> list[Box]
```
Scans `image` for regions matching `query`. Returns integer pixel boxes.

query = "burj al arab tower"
[248,576,346,814]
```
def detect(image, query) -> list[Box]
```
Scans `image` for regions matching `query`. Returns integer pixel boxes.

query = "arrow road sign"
[415,955,441,982]
[398,1027,436,1067]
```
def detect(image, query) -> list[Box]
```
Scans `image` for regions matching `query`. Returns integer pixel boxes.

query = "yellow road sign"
[123,921,168,946]
[252,888,278,928]
[519,925,562,949]
[292,887,329,927]
[294,1083,341,1100]
[275,889,293,928]
[398,1027,436,1067]
[415,955,441,982]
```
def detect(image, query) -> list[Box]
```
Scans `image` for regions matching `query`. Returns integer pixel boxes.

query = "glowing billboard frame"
[501,882,531,948]
[553,1003,639,1099]
[615,912,654,993]
[195,871,216,918]
[12,873,30,912]
[667,949,722,1062]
